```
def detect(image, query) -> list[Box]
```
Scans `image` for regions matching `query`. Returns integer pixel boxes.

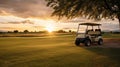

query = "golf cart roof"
[79,23,101,26]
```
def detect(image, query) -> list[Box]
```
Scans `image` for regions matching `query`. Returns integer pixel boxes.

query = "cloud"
[0,27,23,31]
[101,23,119,31]
[33,26,45,28]
[0,0,53,19]
[0,20,34,24]
[21,20,34,24]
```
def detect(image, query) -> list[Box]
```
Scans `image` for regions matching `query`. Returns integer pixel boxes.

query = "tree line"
[0,30,75,34]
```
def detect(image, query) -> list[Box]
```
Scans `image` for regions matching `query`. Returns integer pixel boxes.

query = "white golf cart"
[75,23,103,46]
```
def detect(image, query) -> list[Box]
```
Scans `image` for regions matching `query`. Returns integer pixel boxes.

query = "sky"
[0,0,119,32]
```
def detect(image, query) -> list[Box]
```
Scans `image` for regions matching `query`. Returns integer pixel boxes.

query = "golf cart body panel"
[75,22,103,46]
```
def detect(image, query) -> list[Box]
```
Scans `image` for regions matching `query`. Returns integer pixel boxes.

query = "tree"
[57,30,66,33]
[14,30,19,33]
[24,30,29,33]
[46,0,120,30]
[69,30,72,33]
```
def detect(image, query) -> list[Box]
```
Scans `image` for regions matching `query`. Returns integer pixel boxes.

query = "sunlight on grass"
[0,35,120,67]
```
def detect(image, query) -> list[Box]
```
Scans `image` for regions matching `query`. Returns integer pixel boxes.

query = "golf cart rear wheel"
[75,39,80,46]
[98,39,103,45]
[85,40,91,46]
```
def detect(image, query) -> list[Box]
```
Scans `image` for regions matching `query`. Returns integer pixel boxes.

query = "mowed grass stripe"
[0,42,86,66]
[0,36,75,65]
[0,35,120,67]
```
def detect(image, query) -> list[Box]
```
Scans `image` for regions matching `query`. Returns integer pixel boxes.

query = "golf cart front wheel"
[75,39,80,46]
[98,39,103,45]
[84,40,91,46]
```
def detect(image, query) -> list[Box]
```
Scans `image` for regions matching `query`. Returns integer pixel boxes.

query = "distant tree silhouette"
[0,32,3,34]
[24,30,29,33]
[57,30,66,33]
[14,30,19,33]
[8,31,12,33]
[69,30,72,33]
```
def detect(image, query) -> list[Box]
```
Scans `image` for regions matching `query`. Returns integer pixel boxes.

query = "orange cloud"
[0,0,54,19]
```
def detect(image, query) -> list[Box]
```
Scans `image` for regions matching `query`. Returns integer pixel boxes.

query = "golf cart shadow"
[77,43,103,47]
[77,39,120,67]
[77,38,120,48]
[81,46,120,67]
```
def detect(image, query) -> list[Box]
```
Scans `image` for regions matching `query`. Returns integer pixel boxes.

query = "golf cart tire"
[75,39,80,46]
[98,39,103,45]
[84,40,91,46]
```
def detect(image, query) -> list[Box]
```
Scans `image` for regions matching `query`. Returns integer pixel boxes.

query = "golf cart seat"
[88,31,95,35]
[86,29,93,34]
[87,29,101,36]
[95,29,102,35]
[95,29,101,32]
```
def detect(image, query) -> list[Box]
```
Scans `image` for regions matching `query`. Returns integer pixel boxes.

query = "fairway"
[0,35,120,67]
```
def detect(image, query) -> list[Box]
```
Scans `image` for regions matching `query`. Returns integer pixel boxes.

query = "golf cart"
[75,23,103,46]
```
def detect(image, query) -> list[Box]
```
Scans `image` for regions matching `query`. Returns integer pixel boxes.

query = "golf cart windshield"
[77,25,87,33]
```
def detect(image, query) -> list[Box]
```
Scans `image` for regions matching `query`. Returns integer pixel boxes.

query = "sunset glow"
[45,24,55,32]
[0,0,119,32]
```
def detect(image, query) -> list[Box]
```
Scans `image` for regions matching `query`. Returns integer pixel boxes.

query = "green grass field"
[0,34,120,67]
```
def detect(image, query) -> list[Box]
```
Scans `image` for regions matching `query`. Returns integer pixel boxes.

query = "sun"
[45,24,54,32]
[46,27,53,32]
